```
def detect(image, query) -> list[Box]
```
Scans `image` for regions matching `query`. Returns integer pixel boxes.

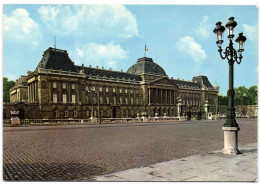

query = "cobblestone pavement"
[93,143,257,181]
[3,119,257,181]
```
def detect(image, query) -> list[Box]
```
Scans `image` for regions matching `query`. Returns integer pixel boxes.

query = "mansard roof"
[76,66,142,81]
[35,47,79,73]
[192,75,214,89]
[171,79,201,89]
[127,57,166,76]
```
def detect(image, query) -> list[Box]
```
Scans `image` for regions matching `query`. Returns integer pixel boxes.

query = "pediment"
[150,77,178,88]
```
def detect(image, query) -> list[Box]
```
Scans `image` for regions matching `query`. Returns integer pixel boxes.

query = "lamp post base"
[222,126,241,154]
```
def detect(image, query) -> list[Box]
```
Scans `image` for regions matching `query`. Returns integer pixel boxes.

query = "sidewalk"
[93,143,257,182]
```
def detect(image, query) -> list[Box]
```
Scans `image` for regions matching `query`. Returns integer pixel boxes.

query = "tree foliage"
[219,85,257,106]
[3,77,15,102]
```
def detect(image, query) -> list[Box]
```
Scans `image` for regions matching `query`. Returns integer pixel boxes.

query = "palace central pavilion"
[4,47,219,120]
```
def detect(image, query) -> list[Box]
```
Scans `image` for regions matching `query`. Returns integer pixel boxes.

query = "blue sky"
[3,5,258,95]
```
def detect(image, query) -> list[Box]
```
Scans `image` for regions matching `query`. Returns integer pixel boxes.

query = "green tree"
[248,85,257,105]
[3,77,15,102]
[219,95,228,106]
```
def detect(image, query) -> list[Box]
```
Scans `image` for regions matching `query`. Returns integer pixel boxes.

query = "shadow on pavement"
[3,162,106,181]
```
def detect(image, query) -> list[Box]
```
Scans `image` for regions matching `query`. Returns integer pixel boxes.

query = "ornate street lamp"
[213,17,247,154]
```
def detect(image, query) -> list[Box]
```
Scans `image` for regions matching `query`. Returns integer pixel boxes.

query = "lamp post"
[213,17,247,154]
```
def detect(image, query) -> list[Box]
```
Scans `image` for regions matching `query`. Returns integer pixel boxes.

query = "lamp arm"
[233,49,242,64]
[218,47,228,60]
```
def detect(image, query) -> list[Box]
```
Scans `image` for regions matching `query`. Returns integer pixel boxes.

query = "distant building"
[4,47,218,120]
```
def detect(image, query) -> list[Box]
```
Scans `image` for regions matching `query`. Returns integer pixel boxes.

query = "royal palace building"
[4,47,219,120]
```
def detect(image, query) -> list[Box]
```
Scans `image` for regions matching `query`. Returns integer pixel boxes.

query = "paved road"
[3,119,257,181]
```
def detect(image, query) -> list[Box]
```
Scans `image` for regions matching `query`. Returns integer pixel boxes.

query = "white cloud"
[195,16,211,38]
[3,8,42,45]
[38,5,139,38]
[243,24,258,43]
[176,36,207,63]
[71,42,127,69]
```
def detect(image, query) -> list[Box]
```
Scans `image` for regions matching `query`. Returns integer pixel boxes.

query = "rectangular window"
[131,98,134,105]
[125,98,128,104]
[99,87,102,92]
[113,97,116,105]
[53,94,57,103]
[86,111,89,117]
[136,98,139,105]
[125,89,128,93]
[100,97,103,104]
[93,97,96,104]
[63,94,67,103]
[55,109,59,117]
[73,109,77,117]
[52,82,57,88]
[86,86,89,91]
[72,94,76,103]
[113,88,116,93]
[120,88,122,93]
[71,83,75,90]
[106,97,109,104]
[86,96,89,104]
[120,97,123,104]
[64,109,68,118]
[131,89,133,94]
[62,83,66,89]
[106,87,109,92]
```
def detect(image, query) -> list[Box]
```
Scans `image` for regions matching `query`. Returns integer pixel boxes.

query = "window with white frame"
[120,97,123,104]
[73,109,77,117]
[125,89,128,93]
[92,86,96,92]
[86,96,89,103]
[86,110,89,117]
[71,83,76,90]
[52,82,57,88]
[106,97,109,104]
[125,98,128,104]
[86,86,89,91]
[72,94,76,103]
[100,97,103,104]
[113,88,116,93]
[113,97,116,105]
[64,109,68,118]
[131,98,134,105]
[120,88,122,93]
[53,94,57,103]
[131,89,133,94]
[136,98,139,105]
[99,87,102,92]
[93,97,97,104]
[106,87,109,92]
[55,108,59,117]
[62,83,66,89]
[63,94,67,103]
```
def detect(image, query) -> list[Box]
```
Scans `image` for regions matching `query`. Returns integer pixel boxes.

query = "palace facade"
[4,47,219,120]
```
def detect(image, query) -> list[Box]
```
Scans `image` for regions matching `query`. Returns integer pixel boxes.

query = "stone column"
[161,89,163,104]
[148,87,151,105]
[164,89,168,104]
[170,90,172,105]
[28,84,30,103]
